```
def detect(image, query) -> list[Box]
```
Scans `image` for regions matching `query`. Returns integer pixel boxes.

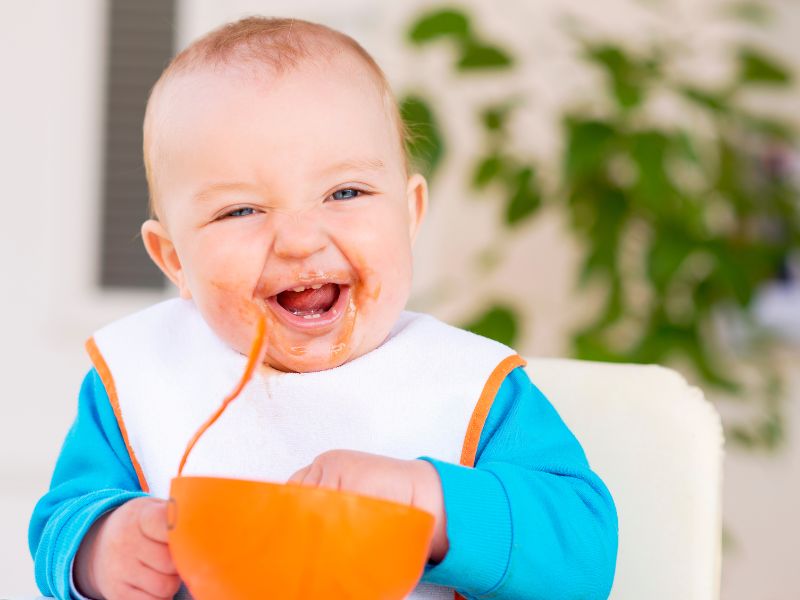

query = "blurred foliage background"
[401,2,800,450]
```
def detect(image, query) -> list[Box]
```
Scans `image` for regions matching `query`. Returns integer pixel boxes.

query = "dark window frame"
[99,0,175,289]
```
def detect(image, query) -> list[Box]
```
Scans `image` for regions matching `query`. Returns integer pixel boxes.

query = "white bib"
[88,298,522,599]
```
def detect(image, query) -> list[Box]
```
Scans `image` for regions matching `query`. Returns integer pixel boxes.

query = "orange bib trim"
[453,353,526,600]
[86,337,150,493]
[459,354,527,468]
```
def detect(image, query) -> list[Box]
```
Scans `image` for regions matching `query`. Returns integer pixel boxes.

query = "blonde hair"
[143,16,412,217]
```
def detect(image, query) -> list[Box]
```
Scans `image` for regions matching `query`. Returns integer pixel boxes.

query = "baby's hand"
[288,450,448,562]
[74,497,181,600]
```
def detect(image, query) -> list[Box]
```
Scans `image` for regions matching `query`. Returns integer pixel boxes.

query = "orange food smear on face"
[177,315,267,476]
[324,248,384,363]
[330,289,358,362]
[221,251,387,370]
[259,269,365,368]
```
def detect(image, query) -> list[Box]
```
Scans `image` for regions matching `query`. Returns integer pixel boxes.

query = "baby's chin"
[263,332,372,373]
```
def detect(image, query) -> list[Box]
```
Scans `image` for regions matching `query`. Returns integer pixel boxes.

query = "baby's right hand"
[74,497,181,600]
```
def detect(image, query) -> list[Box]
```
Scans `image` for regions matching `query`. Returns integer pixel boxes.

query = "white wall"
[0,1,172,593]
[1,0,798,597]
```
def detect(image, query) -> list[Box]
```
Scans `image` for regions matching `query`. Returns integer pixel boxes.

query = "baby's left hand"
[288,450,448,562]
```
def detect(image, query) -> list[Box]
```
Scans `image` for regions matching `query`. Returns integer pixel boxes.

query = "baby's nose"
[271,211,327,259]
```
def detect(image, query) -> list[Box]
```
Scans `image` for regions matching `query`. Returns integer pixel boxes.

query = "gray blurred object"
[99,0,174,289]
[754,258,800,343]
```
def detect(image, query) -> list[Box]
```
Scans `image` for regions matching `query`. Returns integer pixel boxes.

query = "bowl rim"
[169,475,437,519]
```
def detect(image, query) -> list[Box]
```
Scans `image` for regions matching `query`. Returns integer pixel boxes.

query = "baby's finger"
[118,581,175,600]
[138,500,170,543]
[288,462,324,487]
[301,462,324,487]
[318,467,342,491]
[287,464,311,484]
[128,562,181,599]
[138,538,179,576]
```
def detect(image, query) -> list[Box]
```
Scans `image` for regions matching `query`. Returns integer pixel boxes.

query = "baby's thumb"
[139,498,170,543]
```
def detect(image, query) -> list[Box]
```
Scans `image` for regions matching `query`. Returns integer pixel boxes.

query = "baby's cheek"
[198,281,265,354]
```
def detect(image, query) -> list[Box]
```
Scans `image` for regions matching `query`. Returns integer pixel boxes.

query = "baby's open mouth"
[265,277,352,331]
[275,283,341,318]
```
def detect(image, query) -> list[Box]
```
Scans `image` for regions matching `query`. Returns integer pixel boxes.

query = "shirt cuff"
[416,457,513,596]
[42,490,146,600]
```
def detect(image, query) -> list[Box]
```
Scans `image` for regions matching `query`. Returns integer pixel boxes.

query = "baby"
[29,17,617,600]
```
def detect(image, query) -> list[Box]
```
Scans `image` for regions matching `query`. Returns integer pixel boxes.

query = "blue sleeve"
[419,366,618,599]
[28,369,147,600]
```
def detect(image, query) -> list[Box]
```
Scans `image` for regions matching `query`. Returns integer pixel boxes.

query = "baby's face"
[142,57,426,372]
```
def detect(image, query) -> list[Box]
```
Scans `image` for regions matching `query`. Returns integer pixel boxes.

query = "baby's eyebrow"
[320,158,385,175]
[192,182,259,203]
[191,159,385,203]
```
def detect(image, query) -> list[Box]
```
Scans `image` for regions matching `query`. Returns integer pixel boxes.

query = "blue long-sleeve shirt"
[29,365,617,599]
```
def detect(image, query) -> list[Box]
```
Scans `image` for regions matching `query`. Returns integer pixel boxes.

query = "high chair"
[525,358,724,600]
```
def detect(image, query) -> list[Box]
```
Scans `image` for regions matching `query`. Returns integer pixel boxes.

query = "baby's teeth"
[311,284,322,290]
[301,313,322,320]
[292,286,306,292]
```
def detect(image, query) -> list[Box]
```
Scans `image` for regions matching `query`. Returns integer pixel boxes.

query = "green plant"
[403,4,800,448]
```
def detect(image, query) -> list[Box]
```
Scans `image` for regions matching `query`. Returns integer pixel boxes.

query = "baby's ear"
[405,173,428,243]
[141,220,192,299]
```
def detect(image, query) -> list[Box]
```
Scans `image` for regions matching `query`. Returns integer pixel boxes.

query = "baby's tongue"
[277,283,339,316]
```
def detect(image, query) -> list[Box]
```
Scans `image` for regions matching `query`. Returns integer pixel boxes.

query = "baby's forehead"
[149,40,403,154]
[150,56,397,169]
[145,58,405,219]
[143,25,407,217]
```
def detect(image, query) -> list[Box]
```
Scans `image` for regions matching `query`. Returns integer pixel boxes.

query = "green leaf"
[627,326,677,364]
[584,277,625,332]
[679,86,728,113]
[586,44,654,109]
[740,114,795,141]
[728,421,783,450]
[646,233,693,293]
[685,335,741,392]
[457,40,513,71]
[569,185,628,283]
[738,48,791,86]
[725,2,773,25]
[472,153,504,189]
[673,130,700,164]
[632,315,741,392]
[706,241,763,307]
[573,330,623,363]
[463,304,520,346]
[572,279,625,361]
[630,130,673,207]
[399,94,444,180]
[505,166,541,225]
[728,379,785,450]
[564,117,616,181]
[481,102,517,131]
[408,8,471,44]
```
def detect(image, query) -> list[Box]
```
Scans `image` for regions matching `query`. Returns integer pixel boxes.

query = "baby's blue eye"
[331,188,361,201]
[227,207,256,218]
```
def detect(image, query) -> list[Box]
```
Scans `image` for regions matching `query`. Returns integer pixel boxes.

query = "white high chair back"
[526,358,724,600]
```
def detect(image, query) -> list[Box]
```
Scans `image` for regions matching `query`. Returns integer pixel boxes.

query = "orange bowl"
[167,476,435,600]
